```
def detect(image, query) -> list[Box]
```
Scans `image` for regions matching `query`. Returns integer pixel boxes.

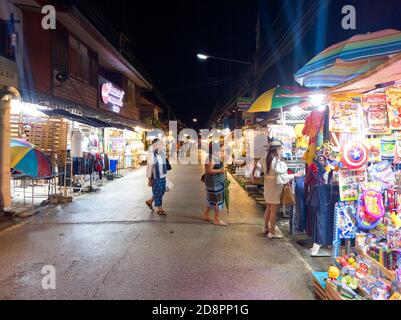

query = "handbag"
[281,184,296,206]
[166,158,172,171]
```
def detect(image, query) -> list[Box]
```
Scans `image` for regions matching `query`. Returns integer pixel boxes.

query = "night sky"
[61,0,401,128]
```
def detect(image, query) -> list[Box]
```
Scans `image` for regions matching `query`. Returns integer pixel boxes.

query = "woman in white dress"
[259,141,303,239]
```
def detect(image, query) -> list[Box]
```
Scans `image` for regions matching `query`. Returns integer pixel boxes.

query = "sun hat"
[268,140,282,150]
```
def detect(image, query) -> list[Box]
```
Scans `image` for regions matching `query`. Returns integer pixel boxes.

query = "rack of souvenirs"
[307,87,401,300]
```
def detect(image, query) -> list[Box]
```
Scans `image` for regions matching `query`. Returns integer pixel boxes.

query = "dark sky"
[66,0,401,128]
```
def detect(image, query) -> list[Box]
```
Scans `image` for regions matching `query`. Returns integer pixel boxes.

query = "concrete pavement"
[0,164,316,300]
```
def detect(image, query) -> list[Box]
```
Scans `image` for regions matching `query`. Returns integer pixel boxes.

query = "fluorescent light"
[11,100,46,117]
[310,94,326,106]
[291,105,302,115]
[197,54,208,60]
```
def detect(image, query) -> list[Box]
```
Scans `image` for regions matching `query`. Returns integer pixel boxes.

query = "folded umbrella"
[224,177,231,214]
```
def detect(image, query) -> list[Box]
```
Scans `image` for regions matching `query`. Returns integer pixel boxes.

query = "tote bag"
[281,184,296,206]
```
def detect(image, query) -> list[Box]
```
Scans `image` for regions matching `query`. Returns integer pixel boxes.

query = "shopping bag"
[166,179,174,192]
[281,184,296,205]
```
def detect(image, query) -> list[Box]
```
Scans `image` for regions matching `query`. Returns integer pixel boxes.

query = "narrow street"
[0,164,315,300]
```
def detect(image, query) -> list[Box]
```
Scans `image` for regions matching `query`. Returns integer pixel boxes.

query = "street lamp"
[197,54,208,60]
[193,118,198,123]
[196,53,252,66]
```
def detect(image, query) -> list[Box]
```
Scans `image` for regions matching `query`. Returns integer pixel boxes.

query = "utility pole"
[250,11,261,126]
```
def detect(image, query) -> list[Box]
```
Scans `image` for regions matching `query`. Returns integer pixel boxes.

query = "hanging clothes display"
[71,130,83,158]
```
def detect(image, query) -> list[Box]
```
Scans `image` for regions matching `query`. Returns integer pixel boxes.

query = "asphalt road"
[0,164,316,300]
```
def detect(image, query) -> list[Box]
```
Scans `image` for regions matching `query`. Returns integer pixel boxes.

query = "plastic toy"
[341,142,368,169]
[356,189,385,230]
[363,190,385,220]
[390,212,401,229]
[328,266,340,280]
[342,275,359,290]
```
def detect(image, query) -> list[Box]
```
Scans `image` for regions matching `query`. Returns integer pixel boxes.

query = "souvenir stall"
[309,87,401,300]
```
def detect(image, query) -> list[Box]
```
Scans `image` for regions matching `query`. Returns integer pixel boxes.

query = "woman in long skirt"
[145,138,168,215]
[202,142,228,226]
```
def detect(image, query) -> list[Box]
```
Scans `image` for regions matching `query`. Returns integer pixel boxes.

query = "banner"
[386,86,401,130]
[329,94,361,133]
[362,94,390,135]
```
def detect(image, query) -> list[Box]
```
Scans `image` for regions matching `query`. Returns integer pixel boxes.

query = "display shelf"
[325,280,369,300]
[355,249,396,282]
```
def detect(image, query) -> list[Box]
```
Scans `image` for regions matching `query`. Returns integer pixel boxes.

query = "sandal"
[157,210,166,216]
[202,216,213,222]
[213,220,228,226]
[145,201,153,210]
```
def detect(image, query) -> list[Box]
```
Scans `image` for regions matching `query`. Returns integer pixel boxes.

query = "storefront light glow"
[310,94,326,106]
[10,100,46,117]
[291,105,302,116]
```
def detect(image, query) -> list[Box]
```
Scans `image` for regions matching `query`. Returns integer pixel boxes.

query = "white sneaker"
[267,232,283,239]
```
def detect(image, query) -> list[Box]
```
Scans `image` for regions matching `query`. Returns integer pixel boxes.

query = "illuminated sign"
[101,82,125,113]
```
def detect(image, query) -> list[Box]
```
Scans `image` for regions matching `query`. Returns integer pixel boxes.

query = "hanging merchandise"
[339,169,366,201]
[356,189,385,230]
[394,136,401,164]
[368,160,396,188]
[336,201,357,239]
[380,136,396,161]
[365,138,382,163]
[329,94,361,133]
[386,86,401,130]
[362,94,390,135]
[341,142,368,169]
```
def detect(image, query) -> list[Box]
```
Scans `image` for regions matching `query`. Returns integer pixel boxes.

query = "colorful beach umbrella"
[224,177,231,214]
[296,56,388,88]
[11,138,52,178]
[247,86,303,113]
[295,29,401,87]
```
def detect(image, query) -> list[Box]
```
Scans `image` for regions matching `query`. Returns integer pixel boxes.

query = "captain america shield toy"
[341,142,368,169]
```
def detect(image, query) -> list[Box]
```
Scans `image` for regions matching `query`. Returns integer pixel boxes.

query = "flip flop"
[157,210,166,216]
[145,201,153,210]
[212,220,229,226]
[202,216,213,222]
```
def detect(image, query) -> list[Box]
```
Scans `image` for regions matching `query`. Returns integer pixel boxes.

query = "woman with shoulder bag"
[258,140,303,239]
[145,138,169,215]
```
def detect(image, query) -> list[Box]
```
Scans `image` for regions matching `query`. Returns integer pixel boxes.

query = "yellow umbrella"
[247,86,303,113]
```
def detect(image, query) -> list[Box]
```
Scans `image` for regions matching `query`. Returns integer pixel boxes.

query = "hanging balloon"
[341,142,368,169]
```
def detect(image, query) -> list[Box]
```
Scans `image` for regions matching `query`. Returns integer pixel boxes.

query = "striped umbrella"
[247,86,303,113]
[295,29,401,87]
[11,138,52,178]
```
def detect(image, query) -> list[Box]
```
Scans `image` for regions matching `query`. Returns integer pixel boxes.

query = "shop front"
[299,61,401,300]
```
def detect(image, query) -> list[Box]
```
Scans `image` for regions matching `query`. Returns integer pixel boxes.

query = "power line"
[211,0,324,121]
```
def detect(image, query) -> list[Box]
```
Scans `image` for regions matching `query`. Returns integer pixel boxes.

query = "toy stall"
[311,87,401,300]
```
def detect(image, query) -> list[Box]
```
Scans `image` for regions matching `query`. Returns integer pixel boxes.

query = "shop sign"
[100,82,125,113]
[0,56,18,87]
[236,97,253,111]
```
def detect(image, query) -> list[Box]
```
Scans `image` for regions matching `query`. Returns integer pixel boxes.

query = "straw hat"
[268,140,282,150]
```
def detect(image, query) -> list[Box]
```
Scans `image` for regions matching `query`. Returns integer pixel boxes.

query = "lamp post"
[197,53,252,66]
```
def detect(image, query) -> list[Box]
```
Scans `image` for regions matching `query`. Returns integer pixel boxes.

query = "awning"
[20,89,150,131]
[41,109,113,128]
